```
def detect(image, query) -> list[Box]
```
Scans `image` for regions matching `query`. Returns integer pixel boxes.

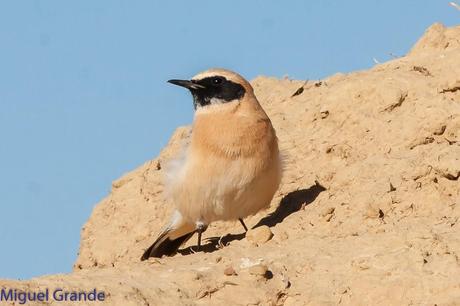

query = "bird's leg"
[197,231,202,249]
[239,218,248,232]
[195,221,207,250]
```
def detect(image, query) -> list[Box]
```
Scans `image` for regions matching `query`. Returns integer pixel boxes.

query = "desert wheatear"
[141,68,281,260]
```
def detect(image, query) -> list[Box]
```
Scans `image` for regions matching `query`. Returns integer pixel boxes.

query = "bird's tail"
[141,211,195,260]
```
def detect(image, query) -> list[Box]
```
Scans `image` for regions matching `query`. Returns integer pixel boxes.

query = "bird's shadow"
[178,181,326,255]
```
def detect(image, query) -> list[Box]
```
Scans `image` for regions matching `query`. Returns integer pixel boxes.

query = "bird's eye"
[212,77,223,85]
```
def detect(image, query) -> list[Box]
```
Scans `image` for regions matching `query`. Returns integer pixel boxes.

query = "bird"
[141,68,282,260]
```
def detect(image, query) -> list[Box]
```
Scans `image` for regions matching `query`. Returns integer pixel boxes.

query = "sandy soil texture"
[1,23,459,306]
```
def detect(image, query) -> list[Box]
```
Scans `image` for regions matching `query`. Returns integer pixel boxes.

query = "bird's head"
[168,68,253,110]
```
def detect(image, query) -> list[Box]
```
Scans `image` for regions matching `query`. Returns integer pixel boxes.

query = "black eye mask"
[190,76,246,109]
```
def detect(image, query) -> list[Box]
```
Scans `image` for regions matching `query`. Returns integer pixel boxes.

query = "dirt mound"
[1,23,459,306]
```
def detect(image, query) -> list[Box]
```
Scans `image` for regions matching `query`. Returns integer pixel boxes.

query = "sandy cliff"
[1,23,459,306]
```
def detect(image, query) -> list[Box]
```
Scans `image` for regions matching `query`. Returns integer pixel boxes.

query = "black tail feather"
[141,231,195,260]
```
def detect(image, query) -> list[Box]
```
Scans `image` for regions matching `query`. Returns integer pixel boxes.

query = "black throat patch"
[189,76,246,109]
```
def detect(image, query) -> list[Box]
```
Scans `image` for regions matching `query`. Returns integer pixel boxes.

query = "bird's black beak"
[168,79,205,90]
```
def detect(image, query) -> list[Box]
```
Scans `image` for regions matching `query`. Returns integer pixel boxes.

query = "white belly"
[166,151,281,224]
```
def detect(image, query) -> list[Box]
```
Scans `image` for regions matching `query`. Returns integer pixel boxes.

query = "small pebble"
[249,264,268,277]
[433,124,446,136]
[284,296,301,306]
[321,207,335,217]
[278,231,289,241]
[246,226,274,246]
[320,109,329,119]
[324,214,333,222]
[224,266,236,276]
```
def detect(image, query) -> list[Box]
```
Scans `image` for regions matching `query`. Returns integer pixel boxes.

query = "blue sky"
[0,1,458,280]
